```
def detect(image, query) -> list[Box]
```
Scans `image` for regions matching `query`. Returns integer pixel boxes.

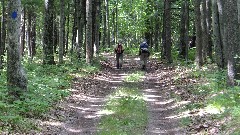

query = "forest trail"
[39,53,185,135]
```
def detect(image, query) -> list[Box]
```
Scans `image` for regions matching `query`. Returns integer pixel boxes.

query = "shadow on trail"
[40,53,143,135]
[39,53,185,135]
[141,62,185,135]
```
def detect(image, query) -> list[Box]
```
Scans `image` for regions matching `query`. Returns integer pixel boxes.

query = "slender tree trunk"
[195,0,203,68]
[86,0,93,64]
[184,0,189,61]
[7,0,28,98]
[212,0,224,68]
[65,3,70,55]
[71,0,77,57]
[206,0,213,60]
[106,0,110,48]
[92,1,96,58]
[161,1,166,60]
[27,10,32,61]
[94,0,101,56]
[102,0,107,48]
[165,0,172,63]
[179,1,187,58]
[31,13,36,57]
[0,0,6,69]
[201,0,208,62]
[59,0,64,64]
[43,0,55,64]
[217,0,227,65]
[20,6,26,57]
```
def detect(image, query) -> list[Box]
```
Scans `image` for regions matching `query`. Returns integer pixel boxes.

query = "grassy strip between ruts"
[97,71,147,135]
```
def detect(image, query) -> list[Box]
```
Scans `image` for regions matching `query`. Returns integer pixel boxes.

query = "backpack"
[140,42,149,53]
[116,44,123,54]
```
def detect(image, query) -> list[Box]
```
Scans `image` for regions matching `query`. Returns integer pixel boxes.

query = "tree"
[179,0,189,60]
[43,0,55,64]
[224,0,239,86]
[59,0,65,64]
[212,0,224,68]
[94,0,101,56]
[194,0,203,68]
[86,0,93,64]
[0,0,6,69]
[7,0,28,98]
[165,0,172,63]
[201,0,208,62]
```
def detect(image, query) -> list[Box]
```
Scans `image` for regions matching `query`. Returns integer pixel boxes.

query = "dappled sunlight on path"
[142,60,186,135]
[40,53,185,135]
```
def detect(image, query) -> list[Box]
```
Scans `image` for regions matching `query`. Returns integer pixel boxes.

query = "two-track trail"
[39,53,185,135]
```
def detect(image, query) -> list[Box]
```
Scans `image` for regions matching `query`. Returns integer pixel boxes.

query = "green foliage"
[123,46,139,55]
[184,65,240,134]
[0,58,101,133]
[124,71,144,82]
[97,87,147,135]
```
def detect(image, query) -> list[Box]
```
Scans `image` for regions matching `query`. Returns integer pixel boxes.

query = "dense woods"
[0,0,240,134]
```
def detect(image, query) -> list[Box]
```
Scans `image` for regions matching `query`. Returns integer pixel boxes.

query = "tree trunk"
[31,13,36,57]
[7,0,28,98]
[102,0,107,48]
[106,0,110,48]
[94,0,101,56]
[65,3,70,55]
[43,0,55,65]
[165,0,172,63]
[223,0,239,86]
[206,0,213,60]
[201,0,208,62]
[212,0,224,68]
[20,6,26,57]
[59,0,64,64]
[184,0,189,61]
[195,0,203,68]
[217,0,227,65]
[86,0,93,64]
[161,1,167,60]
[0,0,6,69]
[179,1,187,59]
[27,10,32,61]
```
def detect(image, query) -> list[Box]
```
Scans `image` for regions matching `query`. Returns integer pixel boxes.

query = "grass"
[178,63,240,134]
[124,71,144,82]
[97,87,147,135]
[0,57,101,133]
[97,71,147,135]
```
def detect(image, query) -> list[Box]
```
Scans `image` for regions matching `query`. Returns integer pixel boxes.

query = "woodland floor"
[38,53,188,135]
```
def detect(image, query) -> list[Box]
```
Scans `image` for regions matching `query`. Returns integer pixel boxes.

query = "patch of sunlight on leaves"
[124,71,144,82]
[205,104,225,114]
[97,87,147,135]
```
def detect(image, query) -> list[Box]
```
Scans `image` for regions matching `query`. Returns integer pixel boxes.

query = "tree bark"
[7,0,28,98]
[94,0,101,56]
[195,0,203,68]
[0,0,6,69]
[201,0,208,62]
[212,0,224,68]
[223,0,239,86]
[59,0,64,64]
[165,0,172,63]
[86,0,93,64]
[20,6,26,57]
[43,0,55,64]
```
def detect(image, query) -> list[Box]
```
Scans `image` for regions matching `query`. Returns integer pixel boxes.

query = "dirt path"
[39,53,185,135]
